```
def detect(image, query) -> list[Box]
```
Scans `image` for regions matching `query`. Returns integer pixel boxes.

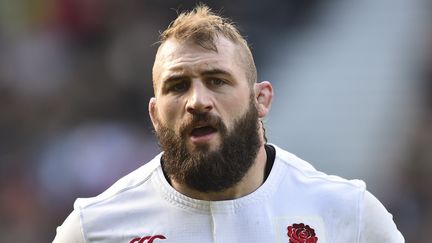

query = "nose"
[186,81,213,114]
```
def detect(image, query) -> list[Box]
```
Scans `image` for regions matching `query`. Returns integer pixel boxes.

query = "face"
[150,37,262,192]
[151,36,254,151]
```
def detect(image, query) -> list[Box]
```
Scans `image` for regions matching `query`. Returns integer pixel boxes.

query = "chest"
[81,201,359,243]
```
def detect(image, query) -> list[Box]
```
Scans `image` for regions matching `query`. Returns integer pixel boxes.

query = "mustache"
[179,112,226,137]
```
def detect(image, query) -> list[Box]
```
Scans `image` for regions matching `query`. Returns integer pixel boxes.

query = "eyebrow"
[163,68,232,84]
[163,74,187,84]
[201,68,232,77]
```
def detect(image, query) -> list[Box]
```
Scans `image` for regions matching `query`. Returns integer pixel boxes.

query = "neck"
[170,144,267,201]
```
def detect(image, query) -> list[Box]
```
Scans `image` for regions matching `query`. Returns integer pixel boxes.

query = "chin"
[188,141,221,153]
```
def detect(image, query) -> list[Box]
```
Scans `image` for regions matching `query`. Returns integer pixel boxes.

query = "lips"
[190,125,217,137]
[181,113,222,144]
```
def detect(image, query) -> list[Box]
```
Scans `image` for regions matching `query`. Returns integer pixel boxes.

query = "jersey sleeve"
[53,209,85,243]
[359,191,405,242]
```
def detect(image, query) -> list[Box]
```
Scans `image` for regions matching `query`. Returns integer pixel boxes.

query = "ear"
[254,81,273,118]
[148,97,158,129]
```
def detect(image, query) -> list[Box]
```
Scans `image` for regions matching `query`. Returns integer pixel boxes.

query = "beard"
[154,99,261,193]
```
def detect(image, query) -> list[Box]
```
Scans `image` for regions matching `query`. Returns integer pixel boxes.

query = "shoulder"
[53,210,84,243]
[272,144,366,191]
[271,144,404,242]
[271,144,366,222]
[74,153,162,210]
[53,154,163,242]
[359,191,405,242]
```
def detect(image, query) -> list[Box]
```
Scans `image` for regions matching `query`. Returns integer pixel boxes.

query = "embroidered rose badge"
[287,223,318,243]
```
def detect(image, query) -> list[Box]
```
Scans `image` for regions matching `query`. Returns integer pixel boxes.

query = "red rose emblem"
[287,223,318,243]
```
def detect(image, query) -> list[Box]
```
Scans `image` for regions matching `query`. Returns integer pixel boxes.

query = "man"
[54,5,404,242]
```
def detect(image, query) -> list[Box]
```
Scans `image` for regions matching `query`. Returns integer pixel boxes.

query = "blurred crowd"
[392,42,432,240]
[0,0,430,242]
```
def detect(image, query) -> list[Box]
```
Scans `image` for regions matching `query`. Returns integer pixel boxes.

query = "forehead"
[152,37,246,89]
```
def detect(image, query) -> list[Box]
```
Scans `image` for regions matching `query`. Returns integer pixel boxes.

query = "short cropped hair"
[155,5,257,85]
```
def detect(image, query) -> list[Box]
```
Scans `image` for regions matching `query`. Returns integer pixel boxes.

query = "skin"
[149,36,273,201]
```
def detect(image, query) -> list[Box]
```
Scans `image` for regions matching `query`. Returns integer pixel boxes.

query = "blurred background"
[0,0,430,242]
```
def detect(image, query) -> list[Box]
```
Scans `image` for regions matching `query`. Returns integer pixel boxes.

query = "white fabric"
[53,145,404,242]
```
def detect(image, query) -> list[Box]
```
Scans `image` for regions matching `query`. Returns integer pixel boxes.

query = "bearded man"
[54,5,404,243]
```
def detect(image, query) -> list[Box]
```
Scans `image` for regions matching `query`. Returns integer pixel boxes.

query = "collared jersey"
[53,145,404,242]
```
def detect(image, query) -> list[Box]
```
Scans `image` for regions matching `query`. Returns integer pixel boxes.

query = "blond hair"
[155,4,257,85]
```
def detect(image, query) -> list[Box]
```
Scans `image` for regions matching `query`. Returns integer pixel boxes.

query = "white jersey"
[53,145,404,242]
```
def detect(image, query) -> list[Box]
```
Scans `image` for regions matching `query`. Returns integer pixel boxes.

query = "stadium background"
[0,0,430,242]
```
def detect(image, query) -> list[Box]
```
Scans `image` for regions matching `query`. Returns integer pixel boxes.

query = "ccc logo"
[130,235,166,243]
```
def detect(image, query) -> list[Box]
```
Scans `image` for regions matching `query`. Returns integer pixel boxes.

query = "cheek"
[220,96,250,129]
[157,99,183,127]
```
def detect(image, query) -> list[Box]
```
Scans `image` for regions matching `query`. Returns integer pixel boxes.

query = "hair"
[155,4,257,85]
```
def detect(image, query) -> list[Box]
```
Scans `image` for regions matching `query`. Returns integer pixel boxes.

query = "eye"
[170,82,189,92]
[208,78,225,86]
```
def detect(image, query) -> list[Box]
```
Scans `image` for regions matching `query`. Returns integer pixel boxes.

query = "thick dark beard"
[154,100,261,193]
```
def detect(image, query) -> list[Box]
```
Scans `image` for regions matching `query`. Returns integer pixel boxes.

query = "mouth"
[191,125,217,136]
[189,125,218,143]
